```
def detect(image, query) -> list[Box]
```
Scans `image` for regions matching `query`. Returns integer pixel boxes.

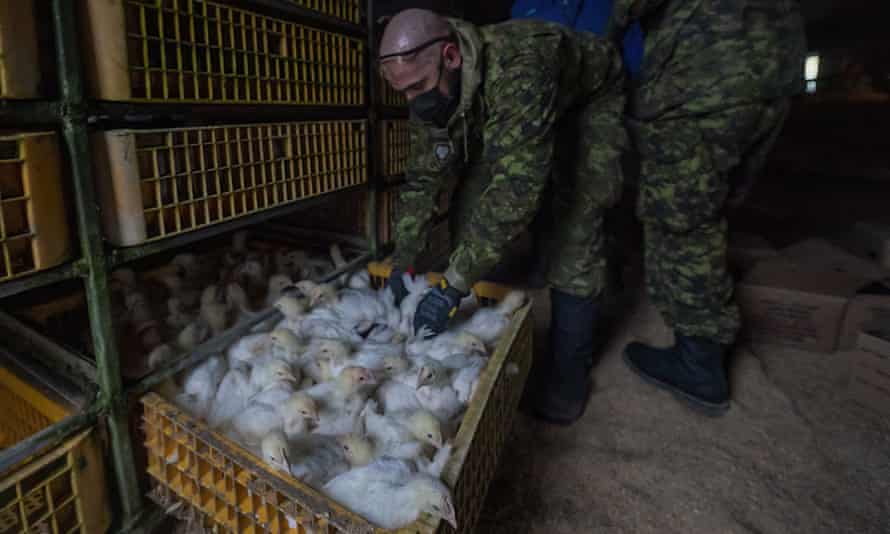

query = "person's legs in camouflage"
[625,101,791,415]
[534,93,626,425]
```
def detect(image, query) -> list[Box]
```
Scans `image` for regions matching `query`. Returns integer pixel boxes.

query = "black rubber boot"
[623,335,731,416]
[533,289,598,425]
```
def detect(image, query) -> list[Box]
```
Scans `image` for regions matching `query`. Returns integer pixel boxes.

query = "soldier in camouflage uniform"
[378,9,627,423]
[609,0,806,414]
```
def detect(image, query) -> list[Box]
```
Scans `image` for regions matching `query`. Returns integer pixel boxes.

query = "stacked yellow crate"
[0,367,110,534]
[82,0,370,247]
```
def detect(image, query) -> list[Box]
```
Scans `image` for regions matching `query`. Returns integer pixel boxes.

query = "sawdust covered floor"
[478,285,890,534]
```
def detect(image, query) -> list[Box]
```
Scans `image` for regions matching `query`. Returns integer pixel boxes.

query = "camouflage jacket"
[392,18,623,292]
[609,0,806,119]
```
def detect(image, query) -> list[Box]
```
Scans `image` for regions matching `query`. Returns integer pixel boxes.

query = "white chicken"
[265,274,295,308]
[273,295,307,335]
[407,330,487,361]
[415,359,464,422]
[362,400,444,460]
[456,290,526,346]
[288,434,374,487]
[207,367,252,427]
[306,367,378,436]
[322,457,457,529]
[174,355,227,420]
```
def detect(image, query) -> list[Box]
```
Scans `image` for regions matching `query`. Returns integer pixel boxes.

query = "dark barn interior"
[0,2,887,534]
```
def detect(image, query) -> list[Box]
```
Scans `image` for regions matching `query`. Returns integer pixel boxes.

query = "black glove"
[386,268,410,306]
[414,278,465,338]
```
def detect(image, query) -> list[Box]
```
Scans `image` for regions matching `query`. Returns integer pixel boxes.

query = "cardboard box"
[838,281,890,349]
[845,220,890,271]
[736,259,870,352]
[729,233,778,274]
[849,330,890,416]
[779,238,886,281]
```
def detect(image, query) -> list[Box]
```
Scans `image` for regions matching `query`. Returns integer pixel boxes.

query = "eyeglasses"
[377,35,452,80]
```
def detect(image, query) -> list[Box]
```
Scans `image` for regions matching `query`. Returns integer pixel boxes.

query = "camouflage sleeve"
[391,120,448,269]
[443,62,557,293]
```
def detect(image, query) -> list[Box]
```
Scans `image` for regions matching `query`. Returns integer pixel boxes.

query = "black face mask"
[410,57,460,128]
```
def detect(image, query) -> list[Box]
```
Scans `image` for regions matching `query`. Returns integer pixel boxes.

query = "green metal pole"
[366,0,382,258]
[50,0,145,527]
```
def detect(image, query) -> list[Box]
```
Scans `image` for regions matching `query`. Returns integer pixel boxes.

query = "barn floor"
[477,280,890,534]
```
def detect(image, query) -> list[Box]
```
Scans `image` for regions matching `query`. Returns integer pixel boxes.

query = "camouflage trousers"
[451,91,626,299]
[632,99,791,344]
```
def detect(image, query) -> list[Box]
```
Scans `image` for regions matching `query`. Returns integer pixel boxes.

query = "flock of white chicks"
[124,232,526,529]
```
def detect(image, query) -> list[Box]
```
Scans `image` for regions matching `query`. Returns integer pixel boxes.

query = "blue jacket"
[511,0,643,77]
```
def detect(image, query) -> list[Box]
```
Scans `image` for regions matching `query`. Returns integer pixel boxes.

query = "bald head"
[379,9,451,58]
[378,9,462,106]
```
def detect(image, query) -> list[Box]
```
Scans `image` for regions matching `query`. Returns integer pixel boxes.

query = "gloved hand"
[386,268,411,306]
[414,278,466,338]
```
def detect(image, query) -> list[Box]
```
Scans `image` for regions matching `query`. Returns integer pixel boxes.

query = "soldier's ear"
[442,42,462,71]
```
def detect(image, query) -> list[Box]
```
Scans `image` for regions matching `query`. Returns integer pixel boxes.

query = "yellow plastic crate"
[0,1,41,99]
[285,0,362,25]
[0,133,72,283]
[380,120,409,181]
[141,264,532,533]
[93,120,368,247]
[0,369,110,534]
[82,0,365,105]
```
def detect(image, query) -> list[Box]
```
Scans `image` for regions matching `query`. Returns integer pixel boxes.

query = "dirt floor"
[477,282,890,534]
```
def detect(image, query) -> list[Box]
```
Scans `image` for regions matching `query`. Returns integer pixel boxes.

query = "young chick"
[207,367,252,428]
[306,367,378,436]
[225,280,256,325]
[282,392,320,439]
[273,295,307,334]
[322,458,457,529]
[456,290,526,346]
[219,378,304,447]
[226,332,272,370]
[288,434,374,488]
[415,359,464,422]
[265,274,295,308]
[441,353,487,404]
[233,256,267,298]
[347,269,371,289]
[274,249,308,280]
[249,358,298,395]
[174,355,227,420]
[362,400,443,460]
[260,431,292,474]
[295,280,337,308]
[199,285,230,336]
[268,328,304,366]
[407,330,487,361]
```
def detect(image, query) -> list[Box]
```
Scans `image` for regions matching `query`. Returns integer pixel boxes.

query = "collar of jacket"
[444,18,484,130]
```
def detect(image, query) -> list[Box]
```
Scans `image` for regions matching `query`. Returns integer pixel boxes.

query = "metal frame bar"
[366,0,382,258]
[51,0,145,528]
[0,262,81,300]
